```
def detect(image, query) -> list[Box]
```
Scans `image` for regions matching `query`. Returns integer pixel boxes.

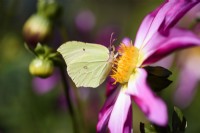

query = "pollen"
[111,43,139,84]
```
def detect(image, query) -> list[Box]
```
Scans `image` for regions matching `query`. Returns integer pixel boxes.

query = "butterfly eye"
[108,45,115,53]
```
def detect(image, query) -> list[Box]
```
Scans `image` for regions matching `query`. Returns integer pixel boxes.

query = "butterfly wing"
[57,41,113,88]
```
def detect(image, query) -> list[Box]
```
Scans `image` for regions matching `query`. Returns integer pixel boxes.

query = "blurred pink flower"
[75,9,96,32]
[173,3,200,108]
[57,94,68,111]
[178,3,200,28]
[174,47,200,108]
[97,0,200,132]
[32,70,59,94]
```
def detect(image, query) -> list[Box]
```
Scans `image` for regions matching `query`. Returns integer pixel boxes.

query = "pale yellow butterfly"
[57,41,115,88]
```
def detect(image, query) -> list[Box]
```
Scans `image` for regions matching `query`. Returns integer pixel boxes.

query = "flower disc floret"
[111,43,139,84]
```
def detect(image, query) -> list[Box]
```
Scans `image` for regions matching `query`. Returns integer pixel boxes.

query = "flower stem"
[73,86,87,133]
[59,66,79,133]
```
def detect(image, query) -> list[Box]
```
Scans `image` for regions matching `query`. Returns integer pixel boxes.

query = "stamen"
[111,43,139,84]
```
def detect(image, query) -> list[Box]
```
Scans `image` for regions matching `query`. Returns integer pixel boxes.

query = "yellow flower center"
[111,43,139,84]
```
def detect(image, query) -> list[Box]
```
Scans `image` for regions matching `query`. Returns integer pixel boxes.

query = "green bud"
[23,14,52,47]
[37,0,61,19]
[29,58,54,78]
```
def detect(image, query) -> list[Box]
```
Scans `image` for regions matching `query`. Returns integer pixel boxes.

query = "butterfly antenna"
[110,32,114,46]
[109,32,117,51]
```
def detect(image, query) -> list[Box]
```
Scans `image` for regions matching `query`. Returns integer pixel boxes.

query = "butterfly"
[57,41,115,88]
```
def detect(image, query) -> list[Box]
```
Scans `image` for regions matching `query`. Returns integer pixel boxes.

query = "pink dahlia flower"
[97,0,200,133]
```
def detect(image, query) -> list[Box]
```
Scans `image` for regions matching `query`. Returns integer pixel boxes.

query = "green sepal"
[140,122,157,133]
[144,66,172,92]
[34,43,45,56]
[24,42,37,55]
[140,122,170,133]
[144,66,172,78]
[34,43,53,58]
[24,43,57,60]
[172,106,187,133]
[146,74,172,92]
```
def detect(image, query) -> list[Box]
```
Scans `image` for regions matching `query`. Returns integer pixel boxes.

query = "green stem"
[59,66,79,133]
[73,86,87,133]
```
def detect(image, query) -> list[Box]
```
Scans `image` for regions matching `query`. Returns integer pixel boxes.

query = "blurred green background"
[0,0,200,133]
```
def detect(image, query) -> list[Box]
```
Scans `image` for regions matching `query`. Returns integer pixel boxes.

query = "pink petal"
[174,56,200,108]
[158,0,200,35]
[106,77,119,97]
[134,0,200,49]
[127,68,168,126]
[123,105,132,133]
[97,89,119,132]
[152,54,174,69]
[122,37,131,46]
[108,89,132,133]
[178,4,200,28]
[134,1,167,49]
[142,28,200,65]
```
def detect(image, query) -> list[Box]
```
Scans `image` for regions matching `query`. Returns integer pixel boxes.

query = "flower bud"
[23,14,52,47]
[37,0,61,19]
[42,3,61,19]
[29,58,54,78]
